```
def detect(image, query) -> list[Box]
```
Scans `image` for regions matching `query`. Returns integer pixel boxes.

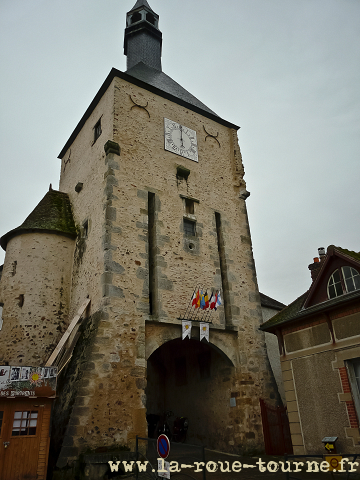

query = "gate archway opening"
[146,337,234,449]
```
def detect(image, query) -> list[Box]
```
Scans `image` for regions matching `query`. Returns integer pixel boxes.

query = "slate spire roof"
[126,62,218,115]
[0,187,77,250]
[124,0,218,117]
[130,0,155,13]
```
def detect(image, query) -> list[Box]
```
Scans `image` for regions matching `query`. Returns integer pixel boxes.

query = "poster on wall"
[0,365,57,398]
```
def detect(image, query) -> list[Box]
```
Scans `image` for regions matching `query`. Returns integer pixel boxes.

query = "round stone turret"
[0,188,77,365]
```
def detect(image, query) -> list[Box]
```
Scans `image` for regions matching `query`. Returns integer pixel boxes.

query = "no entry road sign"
[157,434,170,459]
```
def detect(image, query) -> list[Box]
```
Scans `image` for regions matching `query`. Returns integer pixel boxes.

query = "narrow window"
[148,192,157,316]
[342,266,360,293]
[185,198,194,215]
[82,219,89,238]
[18,294,24,308]
[0,303,3,331]
[183,218,196,236]
[12,261,17,276]
[93,119,102,144]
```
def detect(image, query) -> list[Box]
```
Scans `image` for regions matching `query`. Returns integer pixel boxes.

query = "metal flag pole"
[204,290,217,322]
[181,285,198,320]
[191,287,204,322]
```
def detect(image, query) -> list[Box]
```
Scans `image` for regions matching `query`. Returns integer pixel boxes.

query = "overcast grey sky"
[1,0,359,305]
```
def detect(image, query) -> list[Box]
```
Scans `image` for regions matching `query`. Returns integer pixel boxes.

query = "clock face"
[164,118,198,162]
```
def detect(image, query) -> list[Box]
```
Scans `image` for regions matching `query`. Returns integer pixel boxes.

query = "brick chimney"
[308,248,326,282]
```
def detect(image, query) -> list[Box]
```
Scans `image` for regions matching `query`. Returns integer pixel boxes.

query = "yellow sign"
[325,443,334,451]
[325,456,343,471]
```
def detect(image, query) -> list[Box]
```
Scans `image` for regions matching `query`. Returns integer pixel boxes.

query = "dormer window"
[327,267,360,299]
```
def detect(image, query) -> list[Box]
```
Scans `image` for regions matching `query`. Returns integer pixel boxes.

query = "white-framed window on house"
[327,267,360,299]
[327,270,343,299]
[342,267,360,293]
[0,303,3,331]
[346,358,360,421]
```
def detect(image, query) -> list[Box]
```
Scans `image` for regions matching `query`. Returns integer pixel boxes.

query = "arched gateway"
[147,336,234,449]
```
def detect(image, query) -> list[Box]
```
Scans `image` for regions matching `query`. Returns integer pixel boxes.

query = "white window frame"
[342,266,360,293]
[327,269,343,299]
[327,267,360,300]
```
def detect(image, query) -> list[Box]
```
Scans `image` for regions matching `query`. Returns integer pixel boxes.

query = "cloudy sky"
[0,0,359,305]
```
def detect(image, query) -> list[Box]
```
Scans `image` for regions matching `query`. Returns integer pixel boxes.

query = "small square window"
[183,219,196,236]
[12,410,38,436]
[94,119,102,143]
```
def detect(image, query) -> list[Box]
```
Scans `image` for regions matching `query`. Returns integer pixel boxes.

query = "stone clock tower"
[6,0,278,472]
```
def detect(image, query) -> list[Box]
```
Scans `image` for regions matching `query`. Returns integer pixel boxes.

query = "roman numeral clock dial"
[164,118,198,162]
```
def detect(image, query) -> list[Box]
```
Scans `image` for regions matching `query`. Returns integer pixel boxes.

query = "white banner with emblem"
[200,322,209,342]
[182,320,192,340]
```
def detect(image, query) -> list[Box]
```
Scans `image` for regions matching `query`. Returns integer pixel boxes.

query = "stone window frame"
[180,195,199,238]
[183,218,196,237]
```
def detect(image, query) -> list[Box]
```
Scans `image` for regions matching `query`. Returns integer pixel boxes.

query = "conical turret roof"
[130,0,154,13]
[0,187,77,250]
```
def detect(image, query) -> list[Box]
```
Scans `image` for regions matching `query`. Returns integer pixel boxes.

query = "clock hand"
[179,125,185,148]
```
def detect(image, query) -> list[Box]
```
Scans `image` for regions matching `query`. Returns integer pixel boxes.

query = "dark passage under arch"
[146,338,235,449]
